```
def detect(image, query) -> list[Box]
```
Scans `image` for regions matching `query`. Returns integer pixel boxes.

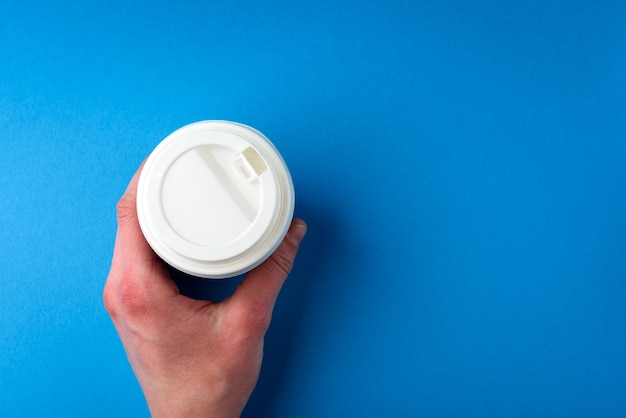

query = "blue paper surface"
[1,0,625,416]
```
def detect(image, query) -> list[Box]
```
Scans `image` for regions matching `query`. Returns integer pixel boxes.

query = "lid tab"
[236,146,267,183]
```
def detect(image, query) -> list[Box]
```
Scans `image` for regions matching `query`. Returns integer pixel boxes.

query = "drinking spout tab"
[235,146,267,183]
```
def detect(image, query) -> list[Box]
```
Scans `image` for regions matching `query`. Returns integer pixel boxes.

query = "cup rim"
[136,120,295,279]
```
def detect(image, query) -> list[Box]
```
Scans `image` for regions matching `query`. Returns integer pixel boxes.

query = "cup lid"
[136,121,295,278]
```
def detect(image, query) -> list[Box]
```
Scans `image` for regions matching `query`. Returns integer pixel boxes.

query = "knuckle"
[116,195,136,224]
[116,273,152,320]
[266,247,295,278]
[102,280,118,319]
[233,303,272,335]
[270,252,293,277]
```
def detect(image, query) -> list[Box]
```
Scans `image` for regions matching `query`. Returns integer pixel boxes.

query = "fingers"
[107,161,179,304]
[229,219,307,326]
[113,161,157,267]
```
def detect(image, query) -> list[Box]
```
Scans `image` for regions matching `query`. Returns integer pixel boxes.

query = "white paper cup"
[136,121,295,279]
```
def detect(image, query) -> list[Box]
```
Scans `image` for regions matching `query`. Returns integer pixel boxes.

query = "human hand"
[103,163,307,418]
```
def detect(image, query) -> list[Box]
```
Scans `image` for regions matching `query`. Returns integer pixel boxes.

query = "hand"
[103,163,307,418]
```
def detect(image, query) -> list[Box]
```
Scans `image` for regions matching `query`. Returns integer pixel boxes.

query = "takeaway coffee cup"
[136,120,295,279]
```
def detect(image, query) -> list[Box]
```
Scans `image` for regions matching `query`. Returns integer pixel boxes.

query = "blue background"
[1,1,625,416]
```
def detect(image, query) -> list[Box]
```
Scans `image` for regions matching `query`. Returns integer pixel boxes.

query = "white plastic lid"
[136,121,295,279]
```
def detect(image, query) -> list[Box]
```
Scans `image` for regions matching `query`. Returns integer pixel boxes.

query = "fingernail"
[289,219,307,242]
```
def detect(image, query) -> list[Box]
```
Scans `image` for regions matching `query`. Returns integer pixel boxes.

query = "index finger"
[109,161,179,301]
[112,161,157,267]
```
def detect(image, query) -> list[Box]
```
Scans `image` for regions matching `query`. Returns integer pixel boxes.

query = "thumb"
[231,219,307,315]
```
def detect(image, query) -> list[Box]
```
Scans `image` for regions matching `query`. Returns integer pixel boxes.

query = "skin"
[103,163,307,417]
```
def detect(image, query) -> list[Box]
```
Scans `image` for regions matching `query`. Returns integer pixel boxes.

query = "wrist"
[143,379,248,418]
